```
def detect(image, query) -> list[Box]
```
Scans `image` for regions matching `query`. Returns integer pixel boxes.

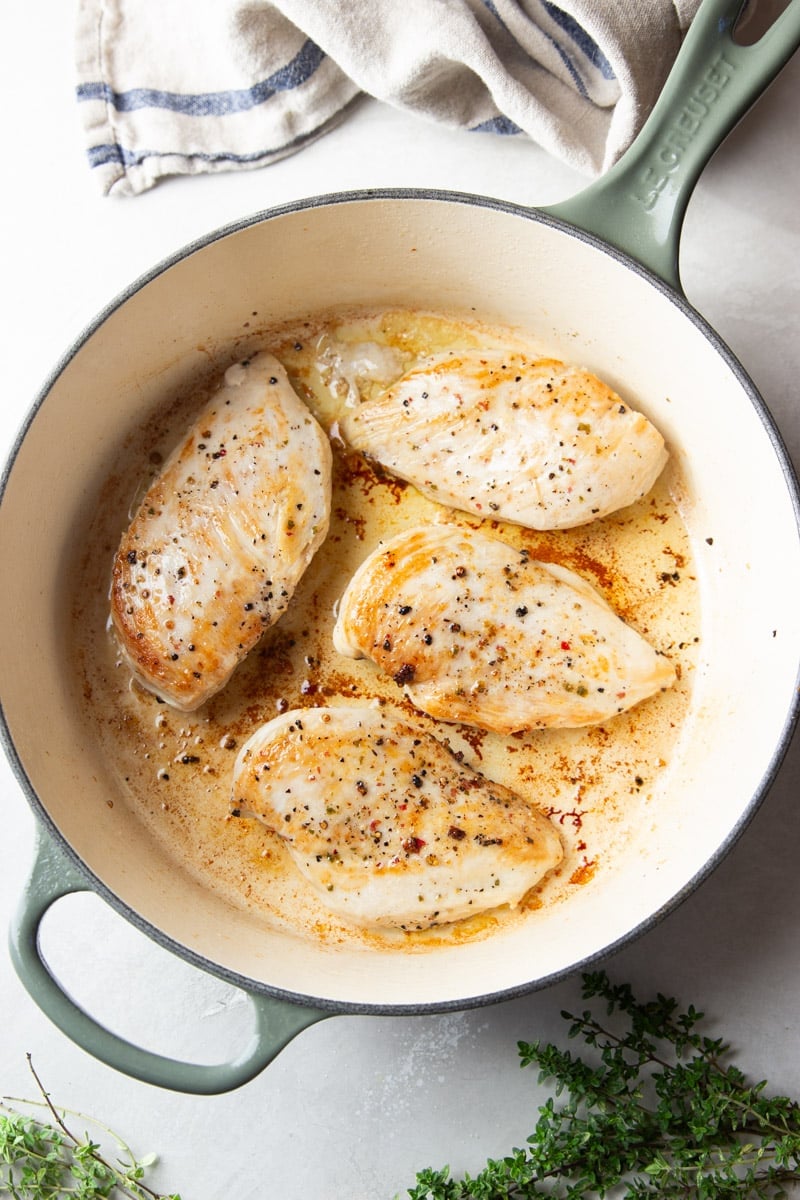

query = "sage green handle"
[543,0,800,292]
[9,825,328,1093]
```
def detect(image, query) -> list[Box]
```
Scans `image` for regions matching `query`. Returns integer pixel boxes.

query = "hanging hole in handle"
[734,0,793,44]
[36,891,257,1066]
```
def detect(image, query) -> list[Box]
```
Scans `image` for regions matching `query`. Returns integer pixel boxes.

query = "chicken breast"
[111,352,332,711]
[333,525,675,734]
[231,705,563,929]
[339,350,668,530]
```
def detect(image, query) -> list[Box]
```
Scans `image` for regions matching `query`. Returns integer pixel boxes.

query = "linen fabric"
[75,0,701,197]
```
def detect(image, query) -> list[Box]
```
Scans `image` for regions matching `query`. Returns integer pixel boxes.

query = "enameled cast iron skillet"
[2,0,800,1092]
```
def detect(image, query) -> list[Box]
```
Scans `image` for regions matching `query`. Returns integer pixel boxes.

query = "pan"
[2,0,800,1093]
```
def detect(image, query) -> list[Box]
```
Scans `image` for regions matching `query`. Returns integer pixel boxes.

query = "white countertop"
[2,5,799,1198]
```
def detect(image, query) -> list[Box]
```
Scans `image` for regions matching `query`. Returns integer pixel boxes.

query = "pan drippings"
[70,308,700,951]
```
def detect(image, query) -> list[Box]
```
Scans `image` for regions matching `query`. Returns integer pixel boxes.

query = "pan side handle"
[8,824,329,1094]
[541,0,800,293]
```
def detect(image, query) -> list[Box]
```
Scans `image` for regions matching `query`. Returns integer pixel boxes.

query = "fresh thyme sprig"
[0,1055,181,1199]
[407,971,800,1199]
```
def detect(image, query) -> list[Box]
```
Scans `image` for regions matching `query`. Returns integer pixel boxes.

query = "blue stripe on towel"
[471,114,522,134]
[87,143,278,168]
[543,32,588,96]
[479,0,588,98]
[481,0,504,21]
[77,38,325,116]
[86,125,327,170]
[541,1,616,79]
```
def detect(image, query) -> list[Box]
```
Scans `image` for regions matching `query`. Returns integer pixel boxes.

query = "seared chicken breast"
[231,705,563,929]
[339,350,668,530]
[333,525,675,734]
[111,353,332,711]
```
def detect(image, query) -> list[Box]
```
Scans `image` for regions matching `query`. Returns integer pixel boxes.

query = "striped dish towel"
[76,0,701,197]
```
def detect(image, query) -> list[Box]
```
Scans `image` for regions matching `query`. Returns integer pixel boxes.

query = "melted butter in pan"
[70,309,700,951]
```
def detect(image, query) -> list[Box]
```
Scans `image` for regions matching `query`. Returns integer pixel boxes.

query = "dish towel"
[76,0,702,198]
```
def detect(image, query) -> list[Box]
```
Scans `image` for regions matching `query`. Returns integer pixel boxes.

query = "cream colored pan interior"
[2,195,799,1009]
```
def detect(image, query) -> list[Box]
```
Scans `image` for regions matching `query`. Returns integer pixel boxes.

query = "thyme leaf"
[0,1055,180,1199]
[405,971,800,1199]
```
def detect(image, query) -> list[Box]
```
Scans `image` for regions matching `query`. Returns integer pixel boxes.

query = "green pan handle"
[543,0,800,293]
[9,825,329,1093]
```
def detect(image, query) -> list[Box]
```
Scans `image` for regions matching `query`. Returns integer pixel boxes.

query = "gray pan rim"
[2,187,800,1018]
